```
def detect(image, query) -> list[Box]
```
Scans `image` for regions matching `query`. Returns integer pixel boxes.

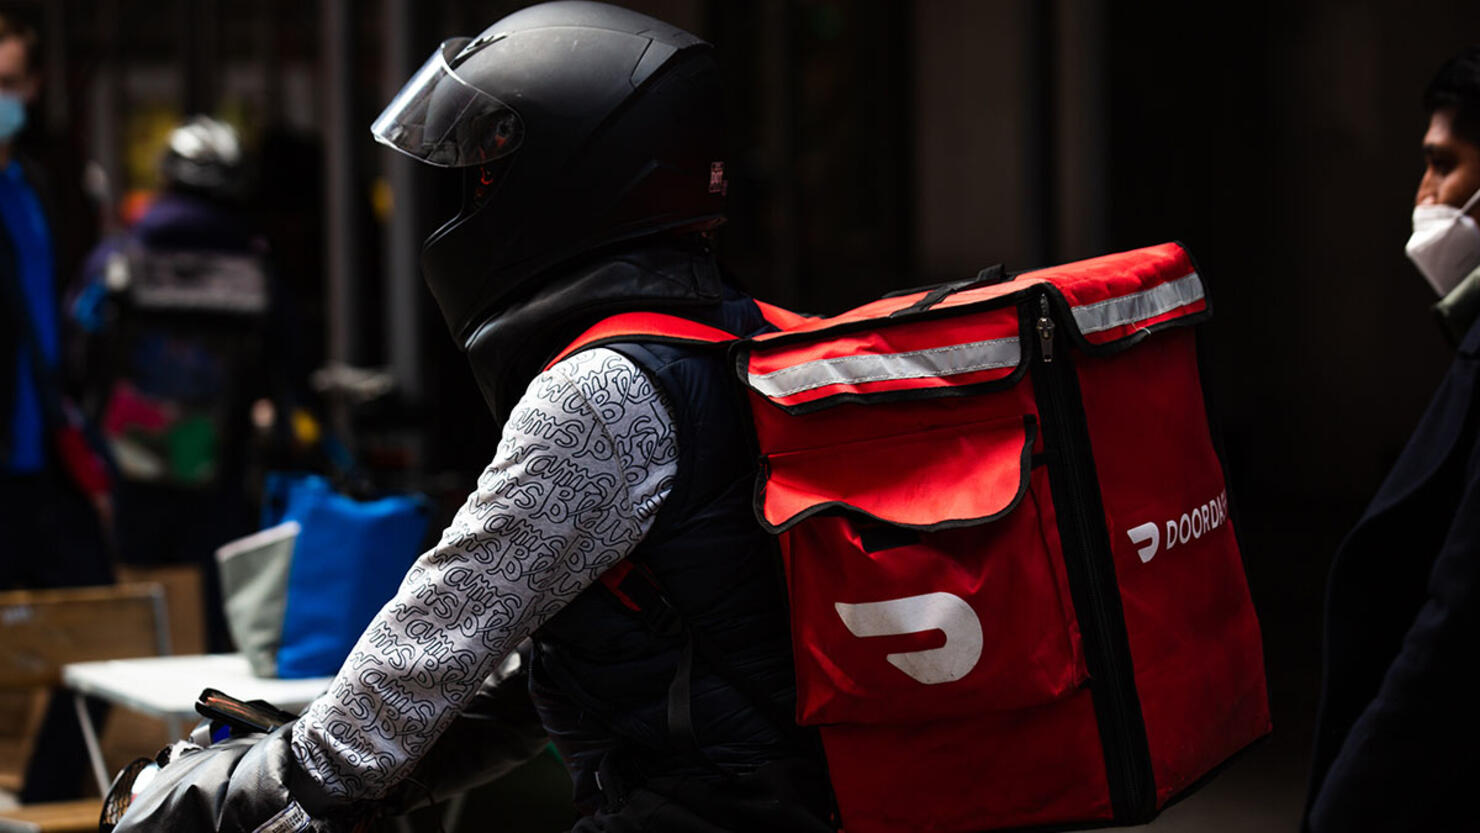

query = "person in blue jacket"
[0,12,111,586]
[1306,45,1480,832]
[0,11,114,805]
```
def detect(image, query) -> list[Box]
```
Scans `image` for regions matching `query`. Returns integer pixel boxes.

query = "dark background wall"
[5,0,1480,827]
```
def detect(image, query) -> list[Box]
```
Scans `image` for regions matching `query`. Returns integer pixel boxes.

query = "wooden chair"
[0,584,171,833]
[0,800,113,833]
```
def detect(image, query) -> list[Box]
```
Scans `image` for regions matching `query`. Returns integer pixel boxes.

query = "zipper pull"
[1037,295,1056,363]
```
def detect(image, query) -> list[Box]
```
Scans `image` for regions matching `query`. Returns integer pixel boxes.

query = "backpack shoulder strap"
[543,311,741,372]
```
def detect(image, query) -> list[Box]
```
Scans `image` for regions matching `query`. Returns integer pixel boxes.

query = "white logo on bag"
[1126,490,1229,564]
[253,801,310,833]
[1127,522,1160,562]
[835,592,982,685]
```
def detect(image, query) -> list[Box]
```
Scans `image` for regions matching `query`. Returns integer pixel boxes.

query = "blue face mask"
[0,93,28,142]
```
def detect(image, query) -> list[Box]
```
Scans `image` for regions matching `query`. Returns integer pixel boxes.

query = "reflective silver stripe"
[748,336,1021,398]
[1070,272,1204,335]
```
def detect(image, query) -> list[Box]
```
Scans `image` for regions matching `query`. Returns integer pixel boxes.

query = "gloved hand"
[112,720,364,833]
[111,646,547,831]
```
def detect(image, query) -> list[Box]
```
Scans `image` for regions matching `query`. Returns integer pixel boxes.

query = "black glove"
[114,646,547,831]
[113,721,360,833]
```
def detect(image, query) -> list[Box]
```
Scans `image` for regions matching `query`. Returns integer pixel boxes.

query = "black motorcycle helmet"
[373,0,727,345]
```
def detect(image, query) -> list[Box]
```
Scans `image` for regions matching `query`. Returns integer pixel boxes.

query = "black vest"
[525,290,807,810]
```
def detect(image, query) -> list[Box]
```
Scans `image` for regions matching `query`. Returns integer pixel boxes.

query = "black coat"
[1306,315,1480,831]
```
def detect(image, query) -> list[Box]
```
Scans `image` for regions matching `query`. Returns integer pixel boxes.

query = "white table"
[61,654,332,794]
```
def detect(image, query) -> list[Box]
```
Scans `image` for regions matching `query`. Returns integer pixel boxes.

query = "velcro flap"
[761,415,1035,532]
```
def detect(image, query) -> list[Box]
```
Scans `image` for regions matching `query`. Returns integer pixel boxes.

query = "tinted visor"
[371,38,525,168]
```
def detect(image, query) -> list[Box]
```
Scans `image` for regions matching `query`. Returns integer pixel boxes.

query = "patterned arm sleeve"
[292,348,677,801]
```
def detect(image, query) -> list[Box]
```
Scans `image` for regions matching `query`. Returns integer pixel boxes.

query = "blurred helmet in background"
[372,0,727,344]
[160,115,246,202]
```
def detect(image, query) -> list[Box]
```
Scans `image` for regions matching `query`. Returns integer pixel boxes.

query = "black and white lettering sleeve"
[291,347,677,801]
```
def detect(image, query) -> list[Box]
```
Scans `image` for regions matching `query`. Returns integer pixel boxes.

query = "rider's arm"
[291,346,677,802]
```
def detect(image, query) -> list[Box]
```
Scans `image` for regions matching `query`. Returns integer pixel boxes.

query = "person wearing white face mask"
[1306,46,1480,833]
[1408,57,1480,342]
[1407,187,1480,299]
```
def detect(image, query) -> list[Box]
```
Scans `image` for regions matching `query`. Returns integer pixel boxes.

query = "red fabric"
[751,278,1042,342]
[758,365,1018,410]
[747,373,1036,459]
[746,310,1022,408]
[54,424,112,498]
[753,373,1108,829]
[542,312,737,371]
[102,381,176,435]
[549,243,1265,830]
[820,690,1112,833]
[597,560,641,612]
[748,313,1018,376]
[762,415,1032,529]
[740,243,1265,830]
[1020,242,1195,311]
[1079,298,1209,346]
[753,299,813,329]
[778,464,1086,725]
[1073,328,1270,804]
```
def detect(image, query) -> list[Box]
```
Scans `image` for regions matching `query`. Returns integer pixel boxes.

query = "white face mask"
[1406,186,1480,297]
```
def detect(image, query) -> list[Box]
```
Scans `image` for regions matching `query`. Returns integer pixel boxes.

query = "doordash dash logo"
[1126,490,1229,563]
[835,593,983,685]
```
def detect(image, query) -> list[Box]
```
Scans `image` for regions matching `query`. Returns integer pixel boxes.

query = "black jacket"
[1306,314,1480,831]
[529,293,806,807]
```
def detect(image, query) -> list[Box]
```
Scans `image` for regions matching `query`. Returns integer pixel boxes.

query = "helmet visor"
[371,38,525,168]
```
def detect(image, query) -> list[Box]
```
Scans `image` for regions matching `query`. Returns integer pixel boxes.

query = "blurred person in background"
[70,115,292,652]
[0,9,114,805]
[0,12,110,586]
[115,4,831,831]
[1306,45,1480,832]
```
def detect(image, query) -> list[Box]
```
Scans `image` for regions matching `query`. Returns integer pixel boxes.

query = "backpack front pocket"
[758,414,1086,725]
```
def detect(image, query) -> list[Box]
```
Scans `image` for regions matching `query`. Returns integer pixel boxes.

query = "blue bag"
[258,473,430,678]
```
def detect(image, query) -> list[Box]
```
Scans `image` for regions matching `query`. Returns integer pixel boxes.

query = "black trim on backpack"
[1026,290,1157,823]
[857,524,922,553]
[888,264,1012,317]
[879,263,1016,301]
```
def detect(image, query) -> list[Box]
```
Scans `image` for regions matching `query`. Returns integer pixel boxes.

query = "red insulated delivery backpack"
[550,242,1270,832]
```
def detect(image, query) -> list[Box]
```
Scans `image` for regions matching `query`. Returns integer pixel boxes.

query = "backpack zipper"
[1037,296,1056,363]
[1030,291,1154,822]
